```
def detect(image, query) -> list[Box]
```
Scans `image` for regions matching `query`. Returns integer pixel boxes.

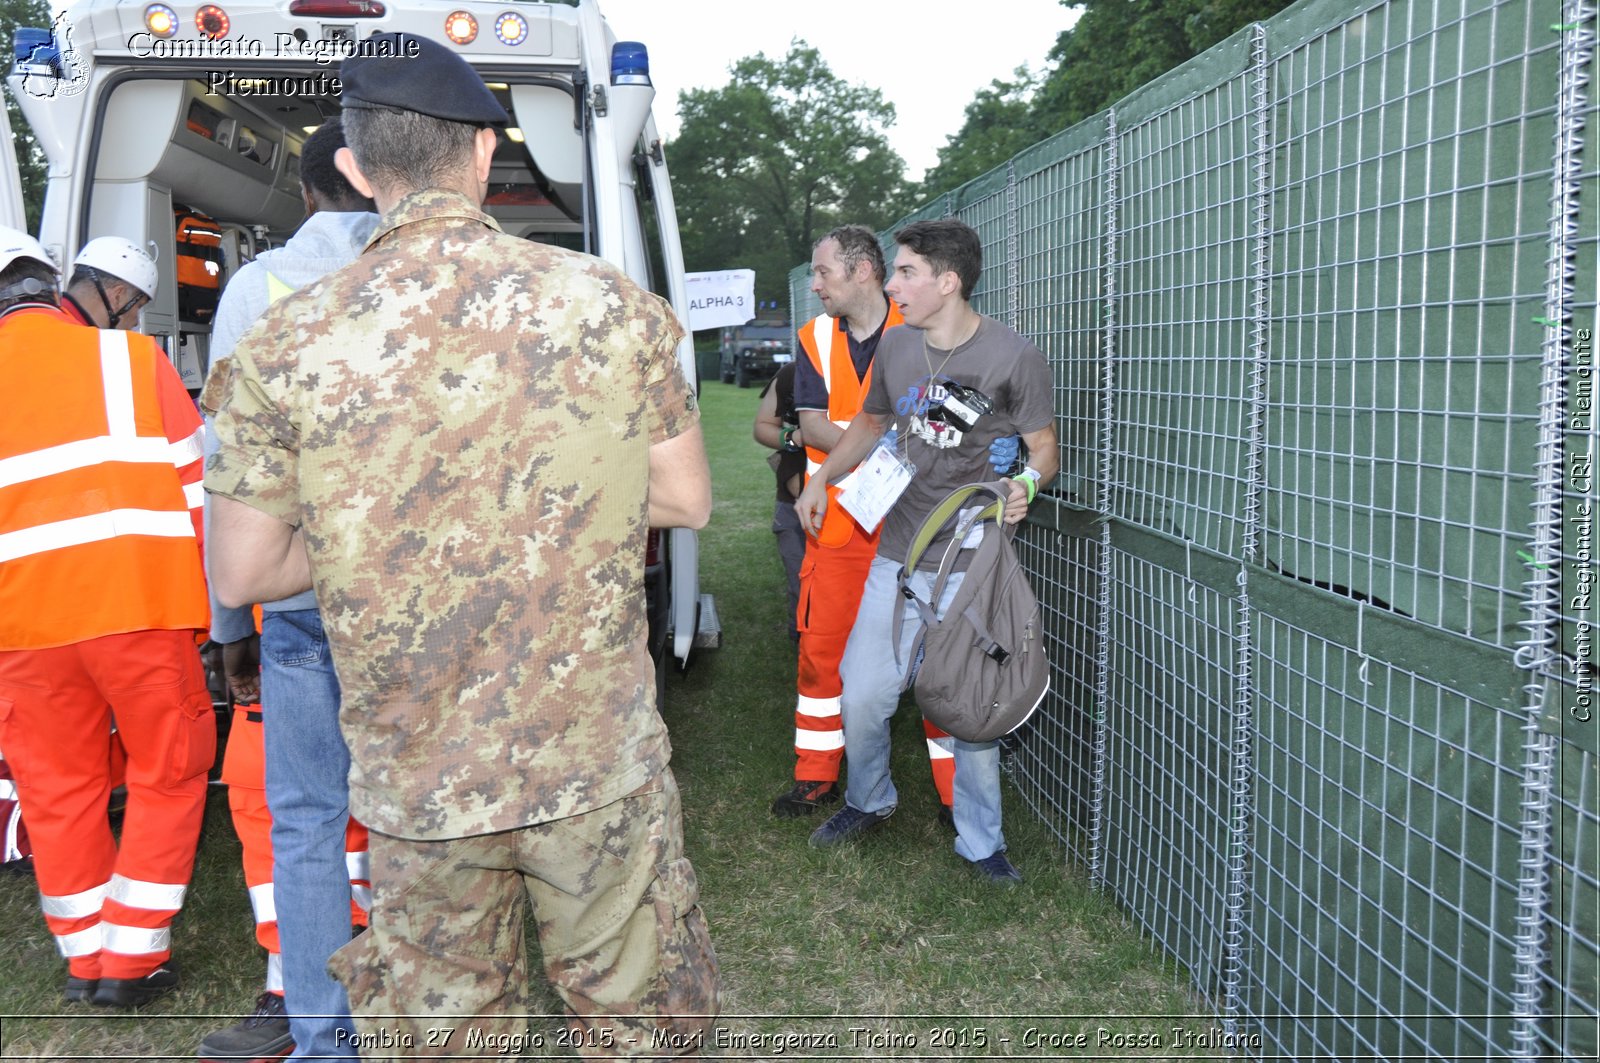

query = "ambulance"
[2,0,717,682]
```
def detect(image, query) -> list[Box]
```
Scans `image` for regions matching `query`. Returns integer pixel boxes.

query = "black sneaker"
[198,991,294,1062]
[771,779,840,818]
[808,804,894,848]
[937,804,955,832]
[63,975,97,1003]
[90,961,179,1008]
[972,851,1023,885]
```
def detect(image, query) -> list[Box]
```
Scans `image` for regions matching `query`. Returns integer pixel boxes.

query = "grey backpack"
[895,482,1049,743]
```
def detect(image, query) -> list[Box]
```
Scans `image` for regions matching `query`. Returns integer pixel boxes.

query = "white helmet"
[0,227,58,276]
[73,236,158,299]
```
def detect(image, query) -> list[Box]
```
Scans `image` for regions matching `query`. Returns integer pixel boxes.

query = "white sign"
[684,269,755,331]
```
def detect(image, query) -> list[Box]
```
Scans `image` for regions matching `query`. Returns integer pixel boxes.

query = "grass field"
[0,379,1221,1060]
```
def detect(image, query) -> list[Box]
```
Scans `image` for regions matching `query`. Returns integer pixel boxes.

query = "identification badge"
[836,435,916,531]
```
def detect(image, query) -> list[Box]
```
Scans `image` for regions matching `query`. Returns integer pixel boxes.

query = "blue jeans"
[839,556,1006,862]
[261,609,357,1059]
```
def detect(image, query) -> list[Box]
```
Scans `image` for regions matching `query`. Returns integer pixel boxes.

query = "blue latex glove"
[988,434,1020,472]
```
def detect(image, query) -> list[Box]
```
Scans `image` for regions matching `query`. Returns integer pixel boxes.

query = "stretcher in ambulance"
[2,0,718,676]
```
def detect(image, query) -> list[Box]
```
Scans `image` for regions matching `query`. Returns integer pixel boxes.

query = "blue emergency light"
[611,41,649,86]
[12,27,59,78]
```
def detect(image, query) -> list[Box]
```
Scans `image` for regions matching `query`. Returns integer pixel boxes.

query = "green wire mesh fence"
[788,0,1595,1057]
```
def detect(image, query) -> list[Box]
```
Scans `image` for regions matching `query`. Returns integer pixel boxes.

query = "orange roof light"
[443,11,478,45]
[143,3,178,37]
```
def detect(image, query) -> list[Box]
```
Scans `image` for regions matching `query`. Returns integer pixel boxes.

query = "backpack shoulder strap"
[901,482,1009,577]
[893,481,1012,667]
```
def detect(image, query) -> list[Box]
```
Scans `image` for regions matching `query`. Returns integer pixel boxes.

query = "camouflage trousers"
[330,770,719,1059]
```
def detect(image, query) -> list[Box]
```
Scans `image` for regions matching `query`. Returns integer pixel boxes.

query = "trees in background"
[3,0,51,231]
[660,5,1295,302]
[918,67,1042,200]
[919,0,1293,200]
[666,42,908,309]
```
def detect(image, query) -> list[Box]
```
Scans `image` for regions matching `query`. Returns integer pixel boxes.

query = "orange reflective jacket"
[798,302,904,547]
[0,308,208,648]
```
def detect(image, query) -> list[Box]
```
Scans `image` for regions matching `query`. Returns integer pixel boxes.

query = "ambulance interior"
[87,72,641,387]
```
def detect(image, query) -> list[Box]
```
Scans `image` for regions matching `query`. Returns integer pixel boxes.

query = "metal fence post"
[1090,111,1120,890]
[1220,22,1275,1038]
[1510,4,1594,1056]
[1006,160,1020,334]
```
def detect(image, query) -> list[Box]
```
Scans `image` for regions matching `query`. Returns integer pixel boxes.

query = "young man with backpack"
[770,225,958,821]
[794,218,1059,884]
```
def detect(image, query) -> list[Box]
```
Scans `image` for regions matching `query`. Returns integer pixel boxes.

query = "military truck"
[718,321,792,388]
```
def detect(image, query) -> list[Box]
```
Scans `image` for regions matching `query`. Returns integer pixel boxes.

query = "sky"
[597,0,1084,181]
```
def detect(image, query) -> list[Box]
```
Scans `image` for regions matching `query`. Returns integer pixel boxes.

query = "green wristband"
[1012,473,1037,504]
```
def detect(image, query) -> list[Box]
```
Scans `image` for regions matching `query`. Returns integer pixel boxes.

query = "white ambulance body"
[2,0,715,672]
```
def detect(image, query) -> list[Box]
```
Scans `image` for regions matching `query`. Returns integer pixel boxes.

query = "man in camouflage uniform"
[204,32,718,1057]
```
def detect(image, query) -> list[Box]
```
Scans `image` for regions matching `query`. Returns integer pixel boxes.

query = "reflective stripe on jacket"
[797,302,903,547]
[0,308,208,648]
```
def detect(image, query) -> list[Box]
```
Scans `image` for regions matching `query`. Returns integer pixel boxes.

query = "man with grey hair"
[205,32,717,1056]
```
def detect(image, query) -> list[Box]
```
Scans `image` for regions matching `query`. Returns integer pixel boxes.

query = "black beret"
[340,32,510,125]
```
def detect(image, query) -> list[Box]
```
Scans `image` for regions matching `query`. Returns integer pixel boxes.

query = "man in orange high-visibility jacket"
[0,228,213,1009]
[770,224,959,818]
[60,237,158,330]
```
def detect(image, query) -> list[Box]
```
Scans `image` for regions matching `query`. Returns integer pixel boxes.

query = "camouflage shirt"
[206,189,697,840]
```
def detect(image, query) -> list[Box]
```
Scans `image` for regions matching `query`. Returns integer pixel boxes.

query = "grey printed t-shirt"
[861,315,1054,567]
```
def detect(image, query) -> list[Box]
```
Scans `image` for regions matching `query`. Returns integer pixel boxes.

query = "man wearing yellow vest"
[771,225,959,818]
[0,227,213,1006]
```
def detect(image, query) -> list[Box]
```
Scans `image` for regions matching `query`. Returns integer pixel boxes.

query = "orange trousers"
[221,702,369,992]
[0,628,213,980]
[792,524,954,805]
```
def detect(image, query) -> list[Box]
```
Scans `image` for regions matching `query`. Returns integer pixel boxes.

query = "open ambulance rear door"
[0,100,27,232]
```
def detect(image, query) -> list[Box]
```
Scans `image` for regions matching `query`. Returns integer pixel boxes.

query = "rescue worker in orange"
[53,237,157,804]
[60,237,158,330]
[771,225,959,818]
[0,227,213,1007]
